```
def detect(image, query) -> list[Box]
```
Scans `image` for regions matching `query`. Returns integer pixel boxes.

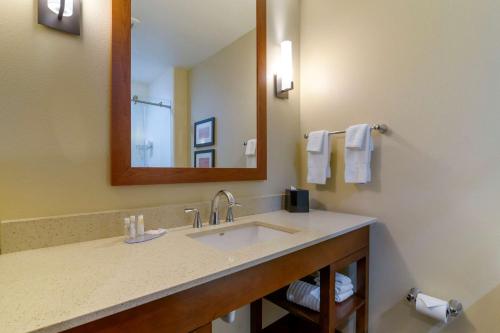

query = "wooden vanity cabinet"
[64,226,370,333]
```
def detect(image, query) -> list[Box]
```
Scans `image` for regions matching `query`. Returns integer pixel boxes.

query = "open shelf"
[261,314,342,333]
[264,286,365,329]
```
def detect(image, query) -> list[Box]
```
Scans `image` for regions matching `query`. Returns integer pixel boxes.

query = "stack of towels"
[286,272,354,312]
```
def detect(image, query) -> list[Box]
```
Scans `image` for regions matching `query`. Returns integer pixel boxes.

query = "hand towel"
[245,139,257,168]
[311,282,354,298]
[345,124,369,149]
[307,131,331,184]
[314,272,352,286]
[286,280,320,312]
[335,289,354,303]
[345,124,373,183]
[309,284,354,304]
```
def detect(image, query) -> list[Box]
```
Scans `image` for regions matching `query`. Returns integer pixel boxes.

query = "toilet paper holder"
[406,288,463,317]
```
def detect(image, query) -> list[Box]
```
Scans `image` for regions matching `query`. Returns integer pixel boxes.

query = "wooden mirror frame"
[111,0,267,185]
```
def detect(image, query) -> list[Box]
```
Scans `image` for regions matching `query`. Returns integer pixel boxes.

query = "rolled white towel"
[286,281,320,312]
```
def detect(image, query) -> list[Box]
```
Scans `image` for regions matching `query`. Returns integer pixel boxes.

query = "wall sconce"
[38,0,81,35]
[275,40,294,99]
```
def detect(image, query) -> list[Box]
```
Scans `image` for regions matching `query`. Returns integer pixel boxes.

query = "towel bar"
[304,124,388,139]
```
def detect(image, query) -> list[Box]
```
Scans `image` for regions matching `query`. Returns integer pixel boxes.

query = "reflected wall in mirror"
[131,0,256,169]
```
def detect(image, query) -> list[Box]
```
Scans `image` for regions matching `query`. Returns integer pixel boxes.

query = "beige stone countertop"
[0,209,376,333]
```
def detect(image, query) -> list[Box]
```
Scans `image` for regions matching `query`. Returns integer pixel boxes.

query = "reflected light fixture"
[38,0,81,35]
[275,40,294,99]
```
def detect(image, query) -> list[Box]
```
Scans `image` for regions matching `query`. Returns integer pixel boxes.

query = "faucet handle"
[184,208,202,229]
[226,203,242,223]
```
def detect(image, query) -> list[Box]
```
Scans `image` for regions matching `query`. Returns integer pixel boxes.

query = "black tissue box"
[285,189,309,213]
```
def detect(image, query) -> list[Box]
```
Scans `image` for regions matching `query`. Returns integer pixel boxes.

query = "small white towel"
[345,124,373,184]
[307,131,331,184]
[336,289,354,303]
[345,124,369,149]
[286,281,320,312]
[245,139,257,168]
[245,139,257,156]
[314,272,352,286]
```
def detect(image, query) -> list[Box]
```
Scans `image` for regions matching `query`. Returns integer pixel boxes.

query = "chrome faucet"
[209,190,241,225]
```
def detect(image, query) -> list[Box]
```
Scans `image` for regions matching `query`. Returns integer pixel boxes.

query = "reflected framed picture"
[194,117,215,147]
[194,149,215,168]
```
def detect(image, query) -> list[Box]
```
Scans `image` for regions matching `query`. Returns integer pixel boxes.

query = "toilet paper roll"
[416,293,449,323]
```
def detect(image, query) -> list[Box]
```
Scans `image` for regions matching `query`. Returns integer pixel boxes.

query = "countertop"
[0,209,376,333]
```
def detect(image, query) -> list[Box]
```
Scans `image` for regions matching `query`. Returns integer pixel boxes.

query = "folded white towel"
[336,283,354,294]
[307,131,331,184]
[311,284,354,303]
[286,281,320,312]
[336,289,354,303]
[335,272,352,284]
[245,139,257,156]
[345,124,369,149]
[245,139,257,168]
[314,272,352,286]
[345,124,373,184]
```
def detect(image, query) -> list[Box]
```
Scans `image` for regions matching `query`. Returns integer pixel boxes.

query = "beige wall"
[300,0,500,331]
[0,0,299,223]
[173,68,191,167]
[190,29,257,168]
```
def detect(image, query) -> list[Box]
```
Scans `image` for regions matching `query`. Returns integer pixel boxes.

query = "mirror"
[111,0,266,185]
[131,0,257,169]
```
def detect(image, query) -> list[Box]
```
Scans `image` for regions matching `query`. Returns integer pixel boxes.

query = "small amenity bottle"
[123,217,131,238]
[129,219,137,239]
[137,215,145,236]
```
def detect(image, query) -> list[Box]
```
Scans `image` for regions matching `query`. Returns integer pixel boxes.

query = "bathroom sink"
[188,222,299,252]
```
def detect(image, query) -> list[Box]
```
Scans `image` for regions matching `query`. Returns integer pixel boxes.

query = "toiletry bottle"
[129,218,137,239]
[130,215,136,232]
[124,217,131,238]
[137,215,145,236]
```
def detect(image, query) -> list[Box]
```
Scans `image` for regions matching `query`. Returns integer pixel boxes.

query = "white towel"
[314,272,352,286]
[312,288,354,303]
[345,124,373,184]
[245,139,257,168]
[286,281,320,312]
[335,272,352,284]
[307,131,331,184]
[345,124,369,149]
[336,289,354,303]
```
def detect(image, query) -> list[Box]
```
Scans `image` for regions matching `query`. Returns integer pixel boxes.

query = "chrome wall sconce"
[38,0,81,35]
[275,40,294,99]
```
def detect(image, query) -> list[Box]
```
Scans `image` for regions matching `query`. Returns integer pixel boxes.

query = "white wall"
[299,0,500,331]
[147,70,174,167]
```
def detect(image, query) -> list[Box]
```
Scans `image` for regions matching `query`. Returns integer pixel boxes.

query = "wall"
[0,0,299,221]
[173,68,191,167]
[299,0,500,331]
[190,29,257,168]
[0,0,300,332]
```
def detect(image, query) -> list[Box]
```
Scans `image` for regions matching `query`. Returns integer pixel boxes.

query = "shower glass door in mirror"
[131,0,257,168]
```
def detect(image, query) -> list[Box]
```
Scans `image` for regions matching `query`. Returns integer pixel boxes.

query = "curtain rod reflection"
[132,95,171,109]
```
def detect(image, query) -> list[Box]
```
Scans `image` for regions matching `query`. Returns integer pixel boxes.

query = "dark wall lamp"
[38,0,81,35]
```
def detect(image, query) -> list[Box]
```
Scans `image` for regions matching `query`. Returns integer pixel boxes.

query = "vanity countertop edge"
[0,209,376,333]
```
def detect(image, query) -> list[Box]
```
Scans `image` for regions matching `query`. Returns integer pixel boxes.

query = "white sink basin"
[188,221,299,252]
